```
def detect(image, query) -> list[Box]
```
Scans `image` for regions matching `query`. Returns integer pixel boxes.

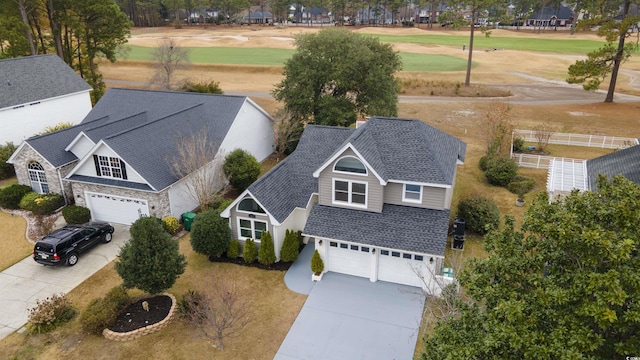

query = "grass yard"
[0,211,31,271]
[0,233,306,359]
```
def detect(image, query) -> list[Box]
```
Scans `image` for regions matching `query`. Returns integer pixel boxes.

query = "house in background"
[0,55,92,145]
[526,5,574,27]
[8,88,274,225]
[221,117,466,292]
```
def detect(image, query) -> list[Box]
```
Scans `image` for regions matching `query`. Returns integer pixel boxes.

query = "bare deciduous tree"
[182,276,252,350]
[273,109,302,161]
[484,102,515,157]
[169,131,225,211]
[150,39,190,90]
[533,123,553,152]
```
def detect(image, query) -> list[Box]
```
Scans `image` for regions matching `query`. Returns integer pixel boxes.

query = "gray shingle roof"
[67,175,154,191]
[586,145,640,190]
[26,88,249,191]
[304,204,450,255]
[0,54,91,110]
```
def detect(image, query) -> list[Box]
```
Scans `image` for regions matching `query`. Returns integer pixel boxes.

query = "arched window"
[237,198,265,213]
[28,162,49,194]
[334,156,367,174]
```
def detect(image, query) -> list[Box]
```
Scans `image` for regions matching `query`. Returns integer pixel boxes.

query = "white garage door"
[378,250,426,288]
[327,241,371,278]
[86,192,149,225]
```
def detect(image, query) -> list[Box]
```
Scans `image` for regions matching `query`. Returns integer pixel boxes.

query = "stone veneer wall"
[103,293,176,341]
[71,182,172,219]
[12,145,77,197]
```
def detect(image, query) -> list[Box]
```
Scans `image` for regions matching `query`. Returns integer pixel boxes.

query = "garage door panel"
[327,242,370,278]
[378,252,426,288]
[86,192,149,225]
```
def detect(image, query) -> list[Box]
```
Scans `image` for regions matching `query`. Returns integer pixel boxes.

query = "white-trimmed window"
[28,162,49,194]
[93,155,128,179]
[334,156,367,175]
[237,198,265,214]
[403,184,422,203]
[333,179,367,206]
[238,218,267,241]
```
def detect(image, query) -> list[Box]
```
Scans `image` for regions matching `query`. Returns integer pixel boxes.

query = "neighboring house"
[245,10,274,24]
[527,5,574,27]
[548,144,640,198]
[8,88,274,225]
[0,54,92,145]
[221,117,466,292]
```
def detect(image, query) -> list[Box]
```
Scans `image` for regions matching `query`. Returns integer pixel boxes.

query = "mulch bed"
[208,244,306,271]
[108,295,172,333]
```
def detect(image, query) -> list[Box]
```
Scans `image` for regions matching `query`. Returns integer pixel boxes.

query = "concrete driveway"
[276,254,426,360]
[0,224,129,340]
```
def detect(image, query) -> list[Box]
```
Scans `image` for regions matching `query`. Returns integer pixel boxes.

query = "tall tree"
[273,28,401,127]
[150,38,190,90]
[422,175,640,359]
[461,0,500,86]
[567,0,640,102]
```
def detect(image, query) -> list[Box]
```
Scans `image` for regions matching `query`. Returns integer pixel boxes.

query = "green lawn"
[124,44,472,71]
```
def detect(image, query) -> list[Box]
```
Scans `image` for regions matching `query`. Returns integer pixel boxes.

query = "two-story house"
[221,117,466,292]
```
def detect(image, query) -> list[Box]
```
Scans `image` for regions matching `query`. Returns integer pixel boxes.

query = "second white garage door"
[85,192,149,225]
[378,250,427,288]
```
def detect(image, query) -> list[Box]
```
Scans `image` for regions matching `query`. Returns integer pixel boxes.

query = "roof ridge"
[108,87,247,99]
[83,111,147,133]
[0,54,57,64]
[103,103,204,140]
[26,115,110,142]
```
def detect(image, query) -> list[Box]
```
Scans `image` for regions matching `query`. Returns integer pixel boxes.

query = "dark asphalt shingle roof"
[304,204,450,255]
[26,88,250,191]
[66,175,154,191]
[0,54,91,109]
[586,145,640,190]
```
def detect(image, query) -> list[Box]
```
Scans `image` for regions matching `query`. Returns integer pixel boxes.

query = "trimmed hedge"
[280,229,299,262]
[456,196,500,235]
[485,157,518,187]
[243,238,257,263]
[0,184,32,209]
[19,192,64,215]
[162,216,181,235]
[507,176,536,196]
[62,205,91,224]
[227,239,240,258]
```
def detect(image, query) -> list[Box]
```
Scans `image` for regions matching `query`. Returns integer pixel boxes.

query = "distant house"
[0,55,92,145]
[288,4,332,23]
[527,5,574,27]
[222,117,466,292]
[8,88,274,225]
[245,10,274,24]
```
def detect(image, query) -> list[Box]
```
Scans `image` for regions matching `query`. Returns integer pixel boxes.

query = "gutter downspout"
[57,168,68,206]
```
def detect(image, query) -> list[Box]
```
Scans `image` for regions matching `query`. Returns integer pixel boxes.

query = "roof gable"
[0,54,91,110]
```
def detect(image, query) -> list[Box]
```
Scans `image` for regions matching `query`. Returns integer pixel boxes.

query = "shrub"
[507,176,536,196]
[258,231,276,265]
[62,205,91,224]
[216,198,234,213]
[512,136,525,152]
[80,286,130,335]
[478,155,491,171]
[227,239,240,258]
[179,80,223,94]
[190,209,230,257]
[0,183,32,209]
[223,149,261,192]
[243,238,257,263]
[19,192,64,215]
[163,216,181,235]
[456,196,500,235]
[177,289,205,319]
[0,142,16,180]
[485,157,518,187]
[311,249,324,275]
[27,293,76,334]
[280,229,299,262]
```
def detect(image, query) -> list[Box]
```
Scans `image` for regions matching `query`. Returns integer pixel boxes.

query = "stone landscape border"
[103,292,177,341]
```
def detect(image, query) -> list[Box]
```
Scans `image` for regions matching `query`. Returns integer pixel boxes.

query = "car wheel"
[103,232,113,243]
[67,253,79,266]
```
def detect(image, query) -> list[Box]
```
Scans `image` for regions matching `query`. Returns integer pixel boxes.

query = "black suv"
[33,221,115,266]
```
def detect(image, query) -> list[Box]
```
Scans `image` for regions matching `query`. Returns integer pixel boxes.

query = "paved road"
[0,224,129,340]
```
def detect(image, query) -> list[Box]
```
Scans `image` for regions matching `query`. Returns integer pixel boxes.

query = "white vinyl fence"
[511,153,586,170]
[513,130,638,149]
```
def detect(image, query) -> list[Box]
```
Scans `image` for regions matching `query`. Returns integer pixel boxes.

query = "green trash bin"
[182,212,196,231]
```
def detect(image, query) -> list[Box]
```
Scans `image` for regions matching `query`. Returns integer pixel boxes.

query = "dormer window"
[237,198,265,213]
[334,156,367,175]
[94,155,128,179]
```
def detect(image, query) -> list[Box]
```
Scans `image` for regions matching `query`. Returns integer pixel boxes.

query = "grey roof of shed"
[25,88,249,191]
[0,54,91,109]
[304,204,450,255]
[586,144,640,190]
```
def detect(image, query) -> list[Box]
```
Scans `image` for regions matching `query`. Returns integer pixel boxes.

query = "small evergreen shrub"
[177,290,205,319]
[478,155,491,171]
[243,238,257,263]
[507,176,536,195]
[258,231,276,265]
[311,249,324,275]
[179,80,223,94]
[485,157,518,187]
[80,286,130,335]
[19,192,64,215]
[190,209,230,257]
[457,196,500,235]
[27,293,76,334]
[227,239,240,258]
[163,216,181,235]
[223,149,261,192]
[512,136,525,152]
[280,229,300,262]
[0,183,32,209]
[62,205,91,224]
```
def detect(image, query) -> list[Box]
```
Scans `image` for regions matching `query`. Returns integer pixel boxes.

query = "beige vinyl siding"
[383,182,447,210]
[229,195,272,240]
[317,148,383,213]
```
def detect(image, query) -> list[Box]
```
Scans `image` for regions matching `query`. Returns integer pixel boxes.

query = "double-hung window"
[239,219,267,241]
[94,155,128,179]
[403,184,422,203]
[333,179,367,207]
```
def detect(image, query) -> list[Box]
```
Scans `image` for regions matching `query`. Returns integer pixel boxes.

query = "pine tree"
[280,229,300,262]
[258,231,276,265]
[242,239,257,264]
[311,249,324,275]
